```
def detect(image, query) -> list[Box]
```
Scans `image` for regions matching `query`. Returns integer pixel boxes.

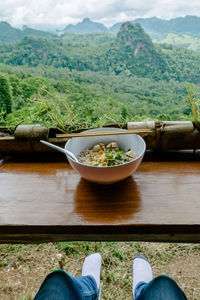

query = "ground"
[0,242,200,300]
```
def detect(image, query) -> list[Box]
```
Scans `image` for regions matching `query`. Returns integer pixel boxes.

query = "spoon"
[40,140,79,163]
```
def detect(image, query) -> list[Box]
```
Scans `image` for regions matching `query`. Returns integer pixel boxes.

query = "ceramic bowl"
[65,127,146,184]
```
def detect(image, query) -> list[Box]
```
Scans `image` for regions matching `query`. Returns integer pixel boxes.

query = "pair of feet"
[82,253,153,295]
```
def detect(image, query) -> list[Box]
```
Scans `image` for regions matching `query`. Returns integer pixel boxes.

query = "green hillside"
[0,21,198,129]
[156,33,200,51]
[0,63,191,129]
[0,21,54,43]
[0,22,200,83]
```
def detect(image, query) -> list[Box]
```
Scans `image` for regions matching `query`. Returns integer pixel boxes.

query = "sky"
[1,0,200,30]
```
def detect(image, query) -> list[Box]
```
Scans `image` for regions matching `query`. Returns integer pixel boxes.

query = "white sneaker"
[132,254,153,298]
[82,253,101,290]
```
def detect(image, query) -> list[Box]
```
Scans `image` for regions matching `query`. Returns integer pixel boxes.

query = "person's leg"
[135,275,187,300]
[133,255,187,300]
[34,253,101,300]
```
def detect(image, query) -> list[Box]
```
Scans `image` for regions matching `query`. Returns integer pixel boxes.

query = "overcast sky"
[1,0,200,30]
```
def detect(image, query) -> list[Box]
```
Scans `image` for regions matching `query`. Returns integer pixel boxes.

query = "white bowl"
[65,127,146,184]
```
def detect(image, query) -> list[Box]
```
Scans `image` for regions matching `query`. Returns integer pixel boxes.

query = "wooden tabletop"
[0,152,200,243]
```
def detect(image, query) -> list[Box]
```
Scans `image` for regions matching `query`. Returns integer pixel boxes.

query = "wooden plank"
[0,154,200,243]
[1,226,200,243]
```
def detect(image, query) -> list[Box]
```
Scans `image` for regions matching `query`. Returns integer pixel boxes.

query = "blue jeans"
[34,270,99,300]
[34,271,187,300]
[135,275,187,300]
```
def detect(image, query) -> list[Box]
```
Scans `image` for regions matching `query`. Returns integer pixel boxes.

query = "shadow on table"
[74,176,141,224]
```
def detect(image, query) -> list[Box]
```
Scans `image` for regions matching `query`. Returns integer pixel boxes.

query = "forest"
[0,21,200,130]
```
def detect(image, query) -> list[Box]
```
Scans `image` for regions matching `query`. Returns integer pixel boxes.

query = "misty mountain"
[2,15,200,47]
[64,18,108,34]
[0,21,54,43]
[63,15,200,36]
[62,16,200,51]
[109,16,200,35]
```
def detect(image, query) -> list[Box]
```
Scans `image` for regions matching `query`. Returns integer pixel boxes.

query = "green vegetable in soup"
[78,142,138,167]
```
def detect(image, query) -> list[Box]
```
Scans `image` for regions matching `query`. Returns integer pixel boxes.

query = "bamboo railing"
[0,121,200,153]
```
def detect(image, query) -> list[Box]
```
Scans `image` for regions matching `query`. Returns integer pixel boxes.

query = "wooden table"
[0,152,200,243]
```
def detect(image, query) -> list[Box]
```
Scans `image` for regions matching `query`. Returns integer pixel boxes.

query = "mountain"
[0,22,21,42]
[21,25,54,38]
[2,16,200,51]
[110,22,166,78]
[117,22,154,50]
[62,15,200,36]
[62,16,200,51]
[64,17,108,34]
[109,17,172,34]
[109,15,200,35]
[0,21,54,43]
[1,21,200,84]
[109,22,121,34]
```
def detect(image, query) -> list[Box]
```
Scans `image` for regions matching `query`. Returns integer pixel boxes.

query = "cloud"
[0,0,200,29]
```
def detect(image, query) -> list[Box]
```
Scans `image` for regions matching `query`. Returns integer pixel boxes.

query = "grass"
[0,242,200,299]
[186,85,200,128]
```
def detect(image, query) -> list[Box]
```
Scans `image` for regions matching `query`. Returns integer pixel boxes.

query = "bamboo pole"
[0,122,200,153]
[0,137,15,141]
[128,121,200,151]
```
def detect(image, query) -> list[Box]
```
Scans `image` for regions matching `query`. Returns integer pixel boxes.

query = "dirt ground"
[0,242,200,300]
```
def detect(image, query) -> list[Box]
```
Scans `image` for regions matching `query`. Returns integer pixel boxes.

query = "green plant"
[186,84,200,127]
[0,73,12,115]
[31,89,78,132]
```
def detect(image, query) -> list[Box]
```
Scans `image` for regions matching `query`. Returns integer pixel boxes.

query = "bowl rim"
[65,128,146,169]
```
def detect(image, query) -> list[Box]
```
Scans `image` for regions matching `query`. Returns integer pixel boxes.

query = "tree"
[0,74,12,114]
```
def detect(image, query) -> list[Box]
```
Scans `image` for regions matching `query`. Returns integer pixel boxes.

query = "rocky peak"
[117,22,154,56]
